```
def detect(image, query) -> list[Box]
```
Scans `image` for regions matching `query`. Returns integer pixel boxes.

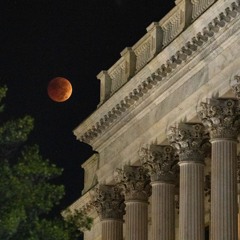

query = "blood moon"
[47,77,72,102]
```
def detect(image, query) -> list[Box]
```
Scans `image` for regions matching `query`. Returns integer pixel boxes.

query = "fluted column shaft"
[115,166,151,240]
[93,185,125,240]
[211,139,238,240]
[151,182,175,240]
[238,183,240,240]
[238,192,240,240]
[198,98,240,240]
[102,219,123,240]
[139,145,178,240]
[168,123,208,240]
[125,201,148,240]
[179,161,204,240]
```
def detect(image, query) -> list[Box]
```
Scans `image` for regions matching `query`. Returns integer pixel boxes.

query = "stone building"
[69,0,240,239]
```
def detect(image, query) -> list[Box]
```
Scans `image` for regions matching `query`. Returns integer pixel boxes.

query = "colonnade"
[92,84,240,240]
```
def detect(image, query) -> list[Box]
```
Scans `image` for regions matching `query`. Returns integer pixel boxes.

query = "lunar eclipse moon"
[47,77,72,102]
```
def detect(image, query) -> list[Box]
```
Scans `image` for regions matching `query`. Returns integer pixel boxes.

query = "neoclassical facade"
[69,0,240,239]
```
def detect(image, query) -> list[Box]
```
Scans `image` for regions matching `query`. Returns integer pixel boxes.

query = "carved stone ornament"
[115,165,151,202]
[168,123,210,162]
[76,1,240,145]
[139,144,179,183]
[92,184,125,220]
[231,75,240,99]
[198,98,240,139]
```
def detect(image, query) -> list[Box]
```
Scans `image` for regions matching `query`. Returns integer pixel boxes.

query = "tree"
[0,86,92,240]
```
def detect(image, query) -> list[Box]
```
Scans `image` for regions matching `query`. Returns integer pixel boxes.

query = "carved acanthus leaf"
[139,144,179,182]
[231,75,240,99]
[168,123,210,162]
[198,98,240,139]
[92,184,125,220]
[115,166,151,201]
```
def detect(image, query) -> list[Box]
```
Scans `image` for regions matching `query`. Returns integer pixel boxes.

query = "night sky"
[0,0,175,214]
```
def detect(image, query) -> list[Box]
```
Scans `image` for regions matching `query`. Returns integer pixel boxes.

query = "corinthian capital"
[198,98,240,139]
[93,184,125,220]
[168,123,210,162]
[139,144,179,183]
[115,165,151,201]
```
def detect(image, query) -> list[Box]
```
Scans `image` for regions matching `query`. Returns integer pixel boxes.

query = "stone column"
[115,166,151,240]
[139,144,178,240]
[93,184,125,240]
[231,76,240,240]
[237,156,240,240]
[168,123,209,240]
[199,98,240,240]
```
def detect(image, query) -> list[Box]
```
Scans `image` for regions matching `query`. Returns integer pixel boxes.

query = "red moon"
[47,77,72,102]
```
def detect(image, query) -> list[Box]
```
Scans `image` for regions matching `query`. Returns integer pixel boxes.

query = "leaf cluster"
[0,86,92,239]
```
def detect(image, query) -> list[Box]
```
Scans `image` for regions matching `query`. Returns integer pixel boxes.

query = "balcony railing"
[97,0,217,105]
[192,0,215,20]
[133,22,162,72]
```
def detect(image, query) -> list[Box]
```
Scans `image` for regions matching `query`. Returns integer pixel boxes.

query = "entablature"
[73,0,240,151]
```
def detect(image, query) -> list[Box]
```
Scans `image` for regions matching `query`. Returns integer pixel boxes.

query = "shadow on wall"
[205,226,209,240]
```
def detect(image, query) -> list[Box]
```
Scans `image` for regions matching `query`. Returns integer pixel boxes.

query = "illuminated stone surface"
[69,1,240,239]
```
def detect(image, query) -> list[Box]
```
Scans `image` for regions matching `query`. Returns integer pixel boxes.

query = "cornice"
[68,191,95,216]
[73,1,240,147]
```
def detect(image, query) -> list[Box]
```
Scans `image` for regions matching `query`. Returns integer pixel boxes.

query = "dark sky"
[0,0,175,213]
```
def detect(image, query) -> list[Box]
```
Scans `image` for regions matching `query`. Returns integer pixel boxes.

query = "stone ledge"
[73,0,240,147]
